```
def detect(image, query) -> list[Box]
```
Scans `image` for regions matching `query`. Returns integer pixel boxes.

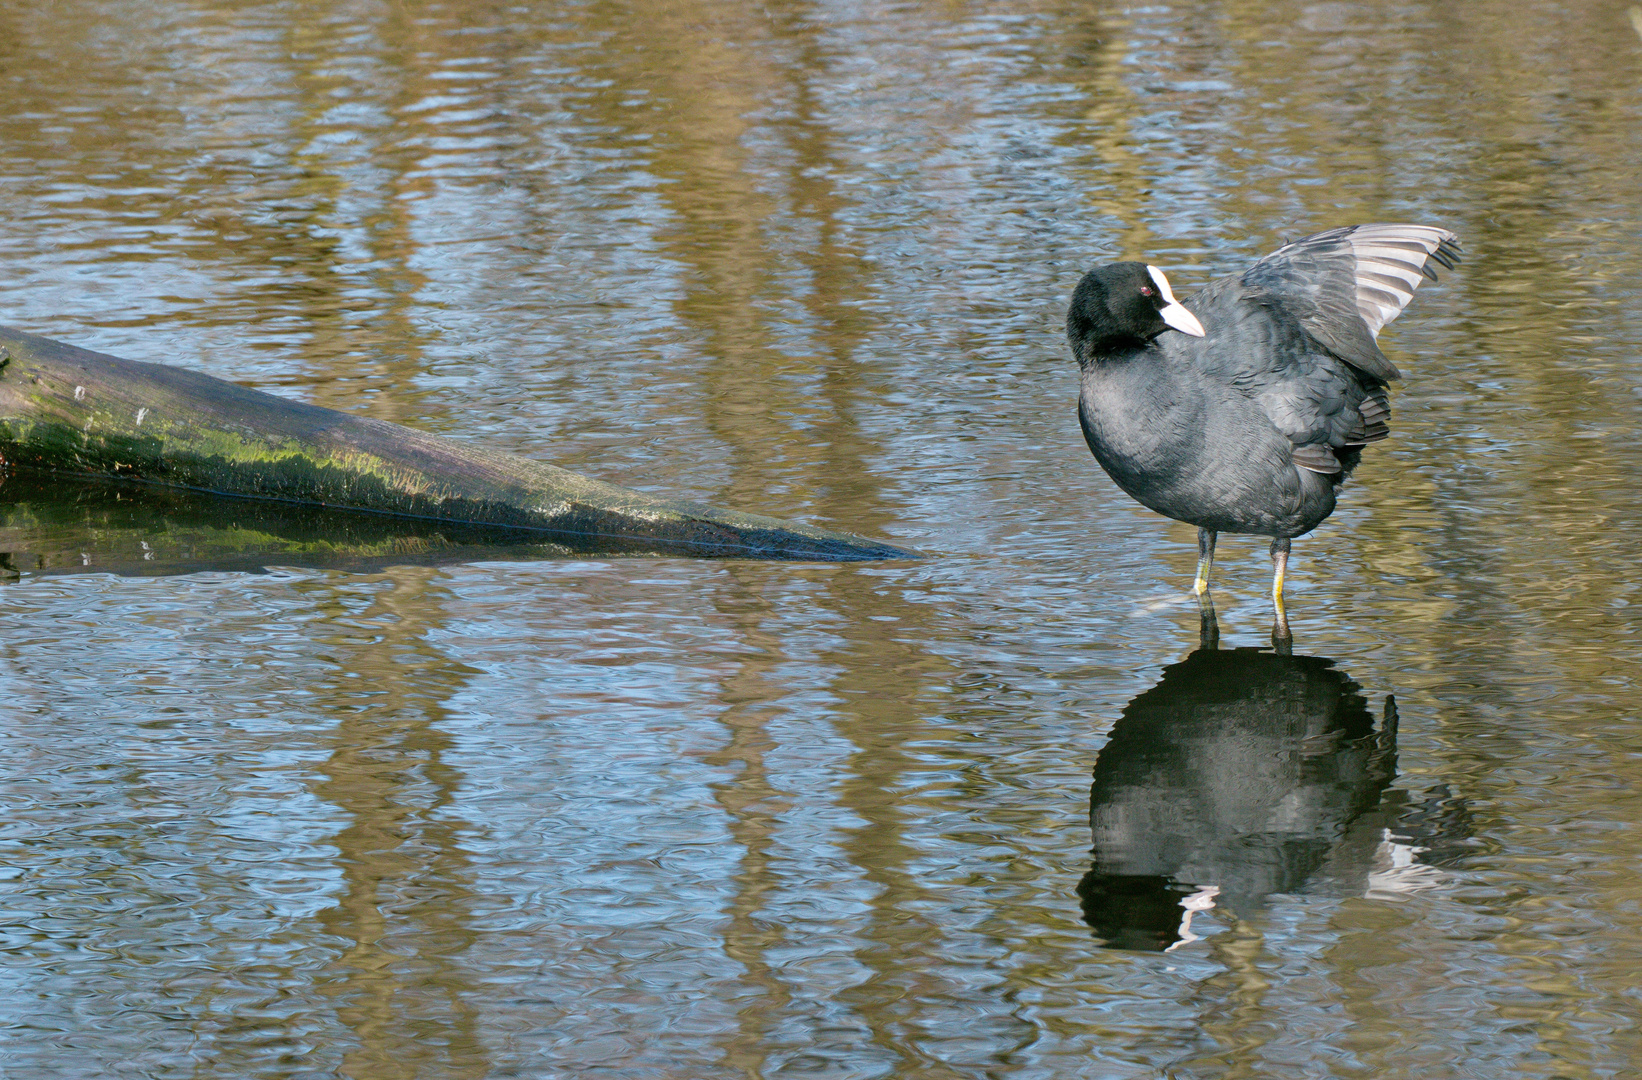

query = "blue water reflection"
[4,0,1642,1076]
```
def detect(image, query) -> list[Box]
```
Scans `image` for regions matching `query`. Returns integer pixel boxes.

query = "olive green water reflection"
[3,1,1642,1077]
[0,474,591,578]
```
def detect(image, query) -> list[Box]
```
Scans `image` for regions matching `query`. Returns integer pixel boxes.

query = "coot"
[1066,224,1460,637]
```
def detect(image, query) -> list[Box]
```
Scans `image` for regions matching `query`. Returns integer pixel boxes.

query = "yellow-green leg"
[1197,595,1220,651]
[1195,528,1220,649]
[1271,536,1292,650]
[1194,527,1217,596]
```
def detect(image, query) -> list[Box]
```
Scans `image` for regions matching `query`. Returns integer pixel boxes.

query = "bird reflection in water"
[1079,617,1467,952]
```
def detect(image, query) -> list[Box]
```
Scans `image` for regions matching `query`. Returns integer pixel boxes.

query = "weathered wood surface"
[0,325,911,560]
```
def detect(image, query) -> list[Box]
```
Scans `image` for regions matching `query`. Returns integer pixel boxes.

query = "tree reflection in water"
[1079,627,1471,952]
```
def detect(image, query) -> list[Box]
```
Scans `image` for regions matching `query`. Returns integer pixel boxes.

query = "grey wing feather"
[1252,359,1378,474]
[1178,223,1458,475]
[1239,224,1461,381]
[1348,387,1392,443]
[1289,443,1342,475]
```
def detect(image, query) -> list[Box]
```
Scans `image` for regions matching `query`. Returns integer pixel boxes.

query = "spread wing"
[1180,223,1460,475]
[1238,224,1461,381]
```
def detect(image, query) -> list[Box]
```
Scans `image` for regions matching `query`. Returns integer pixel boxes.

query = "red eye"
[1140,286,1154,296]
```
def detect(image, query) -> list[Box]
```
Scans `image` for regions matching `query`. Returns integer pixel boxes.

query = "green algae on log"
[0,325,912,561]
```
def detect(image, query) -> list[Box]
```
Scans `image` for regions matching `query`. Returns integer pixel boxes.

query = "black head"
[1066,261,1204,364]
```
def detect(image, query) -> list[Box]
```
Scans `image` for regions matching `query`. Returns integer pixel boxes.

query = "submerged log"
[0,325,911,561]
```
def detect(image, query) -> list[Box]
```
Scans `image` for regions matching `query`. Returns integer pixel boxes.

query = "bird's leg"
[1194,528,1221,649]
[1194,528,1217,597]
[1270,536,1292,651]
[1197,593,1220,650]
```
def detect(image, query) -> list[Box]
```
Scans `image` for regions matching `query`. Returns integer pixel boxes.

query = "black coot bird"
[1065,224,1460,638]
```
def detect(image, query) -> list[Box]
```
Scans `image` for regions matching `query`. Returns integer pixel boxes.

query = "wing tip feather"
[1343,223,1462,334]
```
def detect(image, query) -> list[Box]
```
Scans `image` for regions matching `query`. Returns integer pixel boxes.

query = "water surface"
[3,1,1642,1077]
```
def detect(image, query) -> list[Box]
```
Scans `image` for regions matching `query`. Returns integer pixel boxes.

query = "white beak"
[1160,301,1206,337]
[1148,265,1206,337]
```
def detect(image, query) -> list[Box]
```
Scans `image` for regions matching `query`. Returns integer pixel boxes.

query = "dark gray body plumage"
[1071,226,1457,539]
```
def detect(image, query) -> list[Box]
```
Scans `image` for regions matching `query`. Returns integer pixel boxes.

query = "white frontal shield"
[1148,265,1206,337]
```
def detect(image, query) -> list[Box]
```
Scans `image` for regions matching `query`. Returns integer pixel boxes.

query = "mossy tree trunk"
[0,326,910,561]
